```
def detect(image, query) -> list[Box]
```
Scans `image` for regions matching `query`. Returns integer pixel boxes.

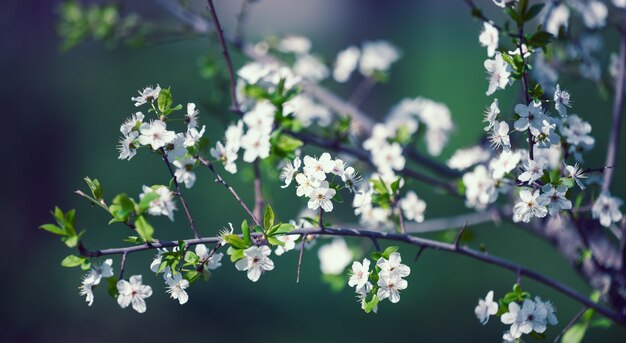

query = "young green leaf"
[264,204,275,230]
[134,215,155,242]
[61,255,87,268]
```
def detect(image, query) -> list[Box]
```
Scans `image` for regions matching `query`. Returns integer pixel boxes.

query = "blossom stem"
[602,11,626,193]
[161,149,200,238]
[198,156,262,227]
[253,160,263,223]
[207,0,242,115]
[552,306,587,343]
[78,225,625,326]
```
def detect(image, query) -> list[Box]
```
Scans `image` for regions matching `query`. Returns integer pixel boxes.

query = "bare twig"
[414,246,427,262]
[198,156,261,227]
[348,76,376,108]
[453,222,468,249]
[296,234,307,283]
[161,149,200,238]
[119,251,128,280]
[253,160,263,223]
[553,307,587,343]
[603,11,626,193]
[207,0,242,115]
[234,0,251,46]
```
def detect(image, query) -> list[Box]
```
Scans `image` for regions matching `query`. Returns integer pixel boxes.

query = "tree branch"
[198,156,261,227]
[253,160,263,223]
[207,0,242,115]
[603,11,626,193]
[160,148,200,238]
[77,224,625,326]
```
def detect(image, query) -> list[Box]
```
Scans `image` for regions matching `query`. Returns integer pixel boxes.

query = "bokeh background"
[3,0,626,342]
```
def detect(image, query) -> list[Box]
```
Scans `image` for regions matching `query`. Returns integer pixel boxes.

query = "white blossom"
[120,112,145,135]
[275,234,300,256]
[377,274,407,304]
[140,185,177,221]
[484,98,500,131]
[377,252,410,279]
[283,94,332,127]
[333,46,360,82]
[359,40,400,76]
[400,191,426,222]
[479,22,499,57]
[463,164,497,210]
[183,125,206,148]
[447,146,490,171]
[318,238,352,275]
[277,35,311,54]
[280,157,301,188]
[79,259,114,306]
[475,290,498,325]
[484,53,511,96]
[241,129,271,162]
[518,157,547,184]
[225,120,244,152]
[501,299,548,339]
[118,131,139,161]
[513,189,548,223]
[371,143,405,174]
[116,275,153,313]
[302,153,334,180]
[295,172,321,197]
[165,272,189,305]
[565,163,587,189]
[210,141,238,174]
[580,1,608,29]
[538,184,572,216]
[348,258,371,289]
[545,4,569,36]
[307,181,336,212]
[342,166,361,193]
[173,157,196,188]
[235,246,274,282]
[195,244,223,270]
[554,84,571,117]
[592,192,623,227]
[243,101,275,134]
[138,120,176,150]
[489,121,511,151]
[490,150,521,179]
[131,85,160,107]
[513,102,545,135]
[293,54,329,82]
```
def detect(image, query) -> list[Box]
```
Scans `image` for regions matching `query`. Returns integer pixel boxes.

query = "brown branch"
[77,225,625,327]
[603,11,626,193]
[160,148,200,238]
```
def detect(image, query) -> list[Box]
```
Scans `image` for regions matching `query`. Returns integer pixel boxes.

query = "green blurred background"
[3,0,626,341]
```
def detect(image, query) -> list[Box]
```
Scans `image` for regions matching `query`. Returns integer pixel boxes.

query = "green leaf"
[529,31,553,49]
[62,233,80,248]
[268,223,295,237]
[80,258,92,270]
[184,251,199,264]
[390,177,402,194]
[321,273,347,292]
[106,277,119,298]
[524,3,544,22]
[39,224,66,236]
[504,7,522,24]
[134,215,154,242]
[371,251,383,261]
[267,236,283,246]
[264,204,275,230]
[84,176,103,200]
[61,255,86,268]
[136,192,159,214]
[529,331,546,340]
[109,193,134,223]
[241,220,251,246]
[363,294,379,314]
[590,318,612,328]
[275,134,303,154]
[381,246,399,259]
[157,87,173,113]
[227,246,245,262]
[559,178,575,188]
[561,323,587,343]
[185,270,201,283]
[223,234,248,249]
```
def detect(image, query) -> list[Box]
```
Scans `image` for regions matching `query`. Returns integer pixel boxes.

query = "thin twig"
[453,222,468,249]
[348,76,376,108]
[553,307,587,343]
[234,0,251,46]
[161,149,200,238]
[77,225,625,327]
[198,156,261,227]
[119,251,128,280]
[516,22,534,161]
[603,10,626,193]
[207,0,242,115]
[296,234,307,283]
[253,160,263,223]
[414,246,427,262]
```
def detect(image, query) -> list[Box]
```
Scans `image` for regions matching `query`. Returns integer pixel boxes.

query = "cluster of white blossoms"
[333,40,400,82]
[281,153,360,213]
[210,99,277,173]
[119,86,206,190]
[475,290,558,342]
[140,185,177,221]
[347,251,410,312]
[79,259,114,307]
